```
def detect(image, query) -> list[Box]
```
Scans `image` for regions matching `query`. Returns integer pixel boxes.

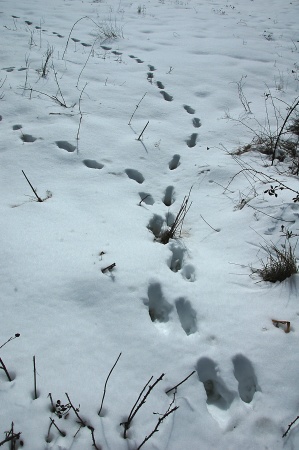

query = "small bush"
[252,240,298,282]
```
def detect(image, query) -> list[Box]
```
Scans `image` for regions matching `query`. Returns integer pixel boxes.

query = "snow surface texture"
[1,0,299,448]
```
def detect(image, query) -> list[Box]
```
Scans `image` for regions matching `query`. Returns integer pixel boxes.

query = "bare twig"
[200,215,220,232]
[283,415,299,437]
[0,333,20,350]
[65,393,85,426]
[76,82,88,153]
[165,370,196,394]
[101,263,116,273]
[137,121,149,141]
[121,373,164,438]
[137,397,179,450]
[22,170,43,202]
[33,356,38,399]
[98,352,122,416]
[0,357,12,382]
[128,92,147,125]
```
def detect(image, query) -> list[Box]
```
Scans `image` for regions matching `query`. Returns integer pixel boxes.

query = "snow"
[1,0,299,448]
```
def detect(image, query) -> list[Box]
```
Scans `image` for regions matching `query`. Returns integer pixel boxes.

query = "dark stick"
[121,376,153,438]
[22,170,43,202]
[128,92,147,125]
[137,121,149,141]
[49,418,66,437]
[0,333,20,350]
[282,415,299,437]
[65,393,85,426]
[101,263,116,273]
[33,356,37,399]
[121,374,164,438]
[88,426,101,450]
[165,370,196,394]
[48,393,55,411]
[137,406,179,449]
[98,352,122,416]
[0,357,12,382]
[138,195,150,206]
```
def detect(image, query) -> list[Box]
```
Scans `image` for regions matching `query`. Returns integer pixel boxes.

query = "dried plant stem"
[22,170,43,202]
[65,393,85,426]
[121,373,164,438]
[165,370,196,394]
[128,92,147,125]
[0,357,12,382]
[137,121,149,141]
[137,397,179,450]
[98,352,122,416]
[283,415,299,437]
[33,356,38,399]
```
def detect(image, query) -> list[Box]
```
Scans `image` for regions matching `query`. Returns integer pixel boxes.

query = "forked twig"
[121,373,164,438]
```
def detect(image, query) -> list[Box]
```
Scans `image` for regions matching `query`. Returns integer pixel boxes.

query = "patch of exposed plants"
[226,86,299,170]
[251,237,298,283]
[1,335,200,449]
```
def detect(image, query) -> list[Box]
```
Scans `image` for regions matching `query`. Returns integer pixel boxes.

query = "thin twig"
[0,333,20,350]
[0,357,12,382]
[76,82,88,153]
[22,170,43,202]
[165,370,196,394]
[33,356,38,399]
[65,393,85,426]
[137,403,179,449]
[200,215,220,232]
[283,415,299,437]
[137,121,149,141]
[121,374,164,438]
[98,352,122,416]
[128,92,147,125]
[121,376,153,438]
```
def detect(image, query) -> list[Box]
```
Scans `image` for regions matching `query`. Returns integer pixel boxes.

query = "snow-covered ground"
[1,0,299,448]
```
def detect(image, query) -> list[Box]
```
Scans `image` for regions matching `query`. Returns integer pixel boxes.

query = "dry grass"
[252,240,298,282]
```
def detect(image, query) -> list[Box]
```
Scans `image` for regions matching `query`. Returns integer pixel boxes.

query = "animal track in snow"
[125,168,144,184]
[101,45,112,51]
[139,192,155,205]
[21,134,37,143]
[12,124,22,130]
[55,140,76,152]
[232,355,259,404]
[192,118,202,128]
[147,72,154,83]
[186,133,198,148]
[145,282,173,323]
[163,185,175,206]
[136,58,144,63]
[168,243,186,272]
[83,159,104,170]
[183,105,195,114]
[175,297,198,335]
[147,214,164,239]
[156,81,165,89]
[169,154,180,170]
[2,67,15,72]
[196,357,234,427]
[148,65,156,71]
[181,264,196,282]
[160,91,173,102]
